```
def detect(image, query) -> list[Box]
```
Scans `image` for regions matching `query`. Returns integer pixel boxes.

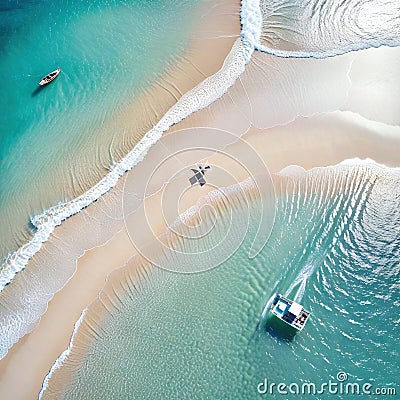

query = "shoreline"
[0,0,244,291]
[39,150,400,397]
[0,1,242,398]
[40,107,400,396]
[1,1,400,399]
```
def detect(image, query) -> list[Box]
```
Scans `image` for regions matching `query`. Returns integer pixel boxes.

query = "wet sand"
[38,104,400,396]
[1,6,400,400]
[0,1,241,398]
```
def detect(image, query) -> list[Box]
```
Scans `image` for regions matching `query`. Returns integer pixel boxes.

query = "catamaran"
[268,293,310,333]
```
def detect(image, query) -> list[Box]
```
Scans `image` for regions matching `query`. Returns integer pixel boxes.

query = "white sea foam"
[256,0,400,59]
[240,0,263,50]
[256,41,400,60]
[38,309,87,399]
[35,4,266,390]
[339,157,400,171]
[0,0,263,293]
[38,177,263,397]
[0,0,264,363]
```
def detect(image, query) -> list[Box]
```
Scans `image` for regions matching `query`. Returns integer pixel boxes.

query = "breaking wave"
[2,0,400,297]
[0,0,262,294]
[0,0,263,360]
[257,0,400,58]
[39,163,400,399]
[2,0,400,363]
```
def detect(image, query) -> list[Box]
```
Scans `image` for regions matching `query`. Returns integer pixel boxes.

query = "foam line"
[0,0,263,293]
[36,2,266,391]
[255,41,400,60]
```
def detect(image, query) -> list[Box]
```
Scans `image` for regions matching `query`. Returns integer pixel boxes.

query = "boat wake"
[2,0,400,294]
[256,263,315,332]
[1,0,400,361]
[284,263,316,303]
[39,164,400,398]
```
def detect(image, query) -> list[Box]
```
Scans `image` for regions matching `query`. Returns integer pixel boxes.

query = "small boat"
[38,67,60,86]
[267,293,310,334]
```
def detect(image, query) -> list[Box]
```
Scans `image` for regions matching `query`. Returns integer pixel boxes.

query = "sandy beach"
[38,103,400,396]
[1,1,400,398]
[0,1,241,398]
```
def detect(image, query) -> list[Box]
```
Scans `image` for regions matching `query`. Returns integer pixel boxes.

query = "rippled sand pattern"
[41,165,400,399]
[259,0,400,56]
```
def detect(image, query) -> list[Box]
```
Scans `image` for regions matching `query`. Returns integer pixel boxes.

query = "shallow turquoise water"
[0,0,202,261]
[47,166,399,399]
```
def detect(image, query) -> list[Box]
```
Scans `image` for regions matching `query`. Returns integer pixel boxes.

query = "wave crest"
[257,0,400,58]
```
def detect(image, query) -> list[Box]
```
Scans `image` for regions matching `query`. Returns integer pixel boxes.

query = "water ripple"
[258,0,400,57]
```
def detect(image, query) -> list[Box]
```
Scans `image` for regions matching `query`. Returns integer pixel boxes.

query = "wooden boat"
[38,67,60,86]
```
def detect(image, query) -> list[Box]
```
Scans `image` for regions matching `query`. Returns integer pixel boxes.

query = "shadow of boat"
[265,315,298,342]
[31,85,46,97]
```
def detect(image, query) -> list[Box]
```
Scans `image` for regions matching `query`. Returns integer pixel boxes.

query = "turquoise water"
[0,0,202,262]
[45,166,399,399]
